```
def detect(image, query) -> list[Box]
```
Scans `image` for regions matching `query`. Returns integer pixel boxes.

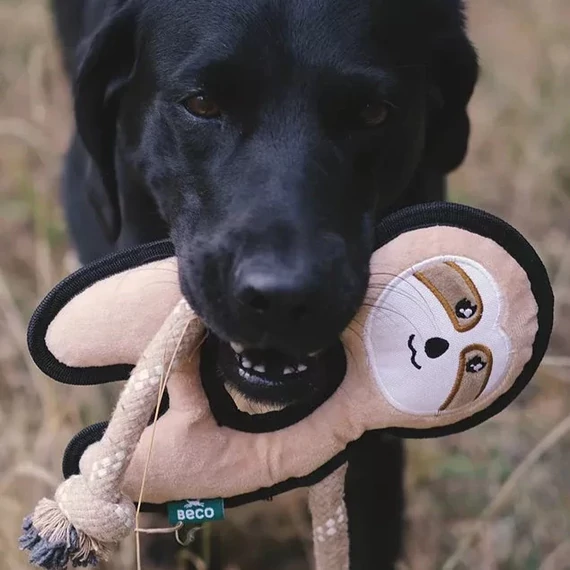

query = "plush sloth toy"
[20,203,554,570]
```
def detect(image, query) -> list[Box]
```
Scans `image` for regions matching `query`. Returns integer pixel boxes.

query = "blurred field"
[1,0,569,568]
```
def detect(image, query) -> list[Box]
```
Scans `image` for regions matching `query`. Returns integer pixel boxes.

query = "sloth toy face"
[365,256,512,415]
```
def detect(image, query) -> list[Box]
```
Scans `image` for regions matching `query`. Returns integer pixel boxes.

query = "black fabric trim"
[62,421,110,479]
[27,240,175,385]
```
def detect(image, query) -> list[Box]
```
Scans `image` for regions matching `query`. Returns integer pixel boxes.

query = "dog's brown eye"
[360,102,390,127]
[183,94,221,118]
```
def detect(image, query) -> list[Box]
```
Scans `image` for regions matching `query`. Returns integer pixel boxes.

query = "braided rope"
[21,299,199,568]
[308,464,350,570]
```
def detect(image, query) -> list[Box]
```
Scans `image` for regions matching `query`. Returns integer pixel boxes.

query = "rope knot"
[19,475,136,569]
[55,475,136,543]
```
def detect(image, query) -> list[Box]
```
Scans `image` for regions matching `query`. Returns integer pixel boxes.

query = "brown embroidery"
[414,261,483,333]
[440,344,493,411]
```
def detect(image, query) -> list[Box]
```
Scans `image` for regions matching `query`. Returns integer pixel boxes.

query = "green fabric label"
[167,499,225,525]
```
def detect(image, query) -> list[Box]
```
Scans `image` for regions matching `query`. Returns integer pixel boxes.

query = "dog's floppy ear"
[73,0,139,242]
[425,21,480,174]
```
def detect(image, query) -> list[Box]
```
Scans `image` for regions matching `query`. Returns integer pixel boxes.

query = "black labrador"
[50,0,479,567]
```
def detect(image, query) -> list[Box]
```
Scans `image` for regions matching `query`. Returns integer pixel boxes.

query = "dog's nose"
[234,266,314,324]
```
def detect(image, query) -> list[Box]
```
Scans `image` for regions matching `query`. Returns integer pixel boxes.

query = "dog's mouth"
[199,334,347,430]
[222,342,325,410]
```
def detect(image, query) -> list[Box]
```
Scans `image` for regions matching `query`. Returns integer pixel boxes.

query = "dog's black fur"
[50,0,478,567]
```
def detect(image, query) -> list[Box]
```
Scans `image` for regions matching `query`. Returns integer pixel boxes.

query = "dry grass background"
[0,0,569,568]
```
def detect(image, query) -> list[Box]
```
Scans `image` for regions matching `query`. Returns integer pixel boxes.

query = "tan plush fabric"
[83,363,366,502]
[46,258,181,368]
[46,225,539,504]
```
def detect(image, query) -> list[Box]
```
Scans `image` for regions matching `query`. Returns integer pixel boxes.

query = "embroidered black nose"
[425,337,450,359]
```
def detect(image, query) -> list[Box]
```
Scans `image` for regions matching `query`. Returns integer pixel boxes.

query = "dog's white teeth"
[253,364,266,374]
[231,342,245,354]
[283,366,295,375]
[241,358,253,369]
[297,364,308,372]
[238,368,250,378]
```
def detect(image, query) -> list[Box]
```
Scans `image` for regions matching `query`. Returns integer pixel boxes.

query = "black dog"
[50,0,479,567]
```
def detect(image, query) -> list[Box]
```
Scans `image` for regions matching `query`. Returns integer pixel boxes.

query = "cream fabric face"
[364,256,512,416]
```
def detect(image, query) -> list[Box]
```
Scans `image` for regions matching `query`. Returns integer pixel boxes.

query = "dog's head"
[72,0,478,410]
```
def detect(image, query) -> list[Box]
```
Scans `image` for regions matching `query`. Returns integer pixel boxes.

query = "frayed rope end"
[19,499,112,569]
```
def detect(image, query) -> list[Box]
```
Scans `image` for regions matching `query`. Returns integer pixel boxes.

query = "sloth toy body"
[20,203,554,570]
